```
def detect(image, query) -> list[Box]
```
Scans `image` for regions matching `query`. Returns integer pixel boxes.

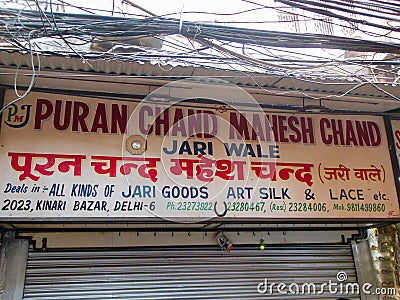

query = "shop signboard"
[1,89,399,221]
[390,118,400,213]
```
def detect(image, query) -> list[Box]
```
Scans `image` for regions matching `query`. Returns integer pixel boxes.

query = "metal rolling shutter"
[23,244,359,299]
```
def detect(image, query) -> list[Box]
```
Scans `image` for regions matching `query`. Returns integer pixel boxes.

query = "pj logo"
[4,104,32,128]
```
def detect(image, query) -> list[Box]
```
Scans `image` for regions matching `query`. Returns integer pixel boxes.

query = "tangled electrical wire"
[2,8,400,53]
[0,8,398,69]
[1,0,400,103]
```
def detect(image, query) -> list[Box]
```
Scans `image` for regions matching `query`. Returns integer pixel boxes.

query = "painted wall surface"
[0,90,399,221]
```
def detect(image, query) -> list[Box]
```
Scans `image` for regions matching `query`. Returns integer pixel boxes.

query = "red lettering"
[345,120,357,146]
[320,118,332,145]
[301,117,314,144]
[251,114,265,141]
[14,115,23,122]
[72,101,89,132]
[368,121,381,146]
[288,116,301,143]
[171,108,187,136]
[332,119,344,145]
[203,110,217,138]
[395,130,400,150]
[54,100,72,131]
[264,115,275,142]
[188,109,202,137]
[34,99,53,129]
[139,105,153,135]
[278,116,288,143]
[91,103,108,133]
[229,112,250,140]
[111,104,128,134]
[355,121,370,146]
[270,115,280,142]
[155,107,169,136]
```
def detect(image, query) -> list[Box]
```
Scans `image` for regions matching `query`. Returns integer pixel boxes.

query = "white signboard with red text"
[390,118,400,207]
[0,90,399,221]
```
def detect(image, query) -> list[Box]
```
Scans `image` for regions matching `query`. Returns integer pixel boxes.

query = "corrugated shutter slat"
[23,244,359,299]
